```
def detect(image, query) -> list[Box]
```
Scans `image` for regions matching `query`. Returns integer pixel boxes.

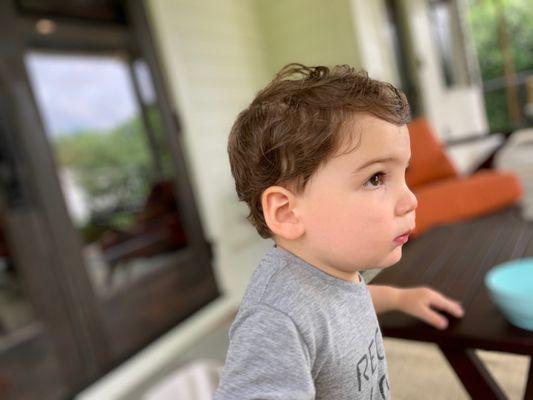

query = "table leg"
[525,359,533,400]
[438,345,506,400]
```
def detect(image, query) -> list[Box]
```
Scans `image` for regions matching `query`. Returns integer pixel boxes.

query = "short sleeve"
[213,305,315,400]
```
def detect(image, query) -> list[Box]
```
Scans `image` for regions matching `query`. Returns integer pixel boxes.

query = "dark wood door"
[0,1,220,397]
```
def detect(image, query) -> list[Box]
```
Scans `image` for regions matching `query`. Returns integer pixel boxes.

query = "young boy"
[214,64,464,399]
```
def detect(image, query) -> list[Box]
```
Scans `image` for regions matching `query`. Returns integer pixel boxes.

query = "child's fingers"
[431,292,464,318]
[419,307,448,330]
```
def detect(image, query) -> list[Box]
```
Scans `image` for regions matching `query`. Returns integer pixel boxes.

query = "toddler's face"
[295,113,417,274]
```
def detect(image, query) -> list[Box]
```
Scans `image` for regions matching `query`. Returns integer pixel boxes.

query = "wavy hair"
[228,63,410,238]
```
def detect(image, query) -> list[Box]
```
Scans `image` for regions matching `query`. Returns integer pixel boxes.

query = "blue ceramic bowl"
[485,258,533,331]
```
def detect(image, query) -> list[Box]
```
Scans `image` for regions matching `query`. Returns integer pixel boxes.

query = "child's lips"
[394,229,413,245]
[394,234,409,245]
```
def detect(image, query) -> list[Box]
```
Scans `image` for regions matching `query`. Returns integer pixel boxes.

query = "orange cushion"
[412,170,523,237]
[406,118,458,189]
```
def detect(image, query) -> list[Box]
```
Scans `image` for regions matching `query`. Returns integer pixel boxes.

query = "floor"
[385,338,529,399]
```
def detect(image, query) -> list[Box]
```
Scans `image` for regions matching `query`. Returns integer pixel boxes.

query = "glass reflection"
[25,51,188,295]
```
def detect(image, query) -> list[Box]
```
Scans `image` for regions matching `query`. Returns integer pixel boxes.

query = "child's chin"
[365,247,403,270]
[384,247,403,267]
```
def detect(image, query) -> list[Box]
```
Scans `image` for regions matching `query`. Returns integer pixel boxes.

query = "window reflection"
[25,51,188,296]
[429,0,465,87]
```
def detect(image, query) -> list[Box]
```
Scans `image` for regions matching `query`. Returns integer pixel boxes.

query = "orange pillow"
[406,118,458,189]
[412,170,523,237]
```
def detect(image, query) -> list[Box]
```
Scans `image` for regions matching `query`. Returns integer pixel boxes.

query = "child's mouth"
[393,233,410,245]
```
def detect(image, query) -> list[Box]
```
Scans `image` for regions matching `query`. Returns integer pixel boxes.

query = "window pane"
[430,1,463,87]
[25,51,189,296]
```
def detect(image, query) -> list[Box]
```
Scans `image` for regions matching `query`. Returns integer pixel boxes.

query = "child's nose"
[396,186,418,216]
[408,188,418,210]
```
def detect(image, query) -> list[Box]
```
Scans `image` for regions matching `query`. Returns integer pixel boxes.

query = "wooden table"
[372,206,533,399]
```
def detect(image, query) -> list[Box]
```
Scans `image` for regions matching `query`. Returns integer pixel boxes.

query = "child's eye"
[363,172,386,189]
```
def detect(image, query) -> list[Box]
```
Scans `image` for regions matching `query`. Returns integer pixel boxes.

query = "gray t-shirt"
[214,245,390,399]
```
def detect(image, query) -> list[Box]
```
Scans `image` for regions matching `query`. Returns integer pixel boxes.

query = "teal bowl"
[485,258,533,331]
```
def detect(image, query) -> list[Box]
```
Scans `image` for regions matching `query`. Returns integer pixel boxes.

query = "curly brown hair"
[228,63,410,238]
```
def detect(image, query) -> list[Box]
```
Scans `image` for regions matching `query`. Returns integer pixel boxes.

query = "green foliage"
[55,111,154,228]
[467,0,533,131]
[485,89,511,132]
[468,0,533,80]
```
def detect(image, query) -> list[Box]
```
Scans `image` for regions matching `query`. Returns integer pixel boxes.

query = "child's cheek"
[361,208,397,248]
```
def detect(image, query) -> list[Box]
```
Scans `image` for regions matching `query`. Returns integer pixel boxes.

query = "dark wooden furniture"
[373,206,533,400]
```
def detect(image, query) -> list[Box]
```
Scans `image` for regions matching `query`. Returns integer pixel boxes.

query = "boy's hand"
[397,287,464,330]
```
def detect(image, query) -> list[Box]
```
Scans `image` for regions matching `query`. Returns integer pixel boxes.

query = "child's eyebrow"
[353,155,411,173]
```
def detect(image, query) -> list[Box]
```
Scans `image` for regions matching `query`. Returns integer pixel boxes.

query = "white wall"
[349,0,400,84]
[256,0,361,75]
[146,0,274,299]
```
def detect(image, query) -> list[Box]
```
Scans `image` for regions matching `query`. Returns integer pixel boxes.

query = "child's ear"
[261,186,305,240]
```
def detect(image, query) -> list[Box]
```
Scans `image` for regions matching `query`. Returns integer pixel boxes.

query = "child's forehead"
[333,115,409,161]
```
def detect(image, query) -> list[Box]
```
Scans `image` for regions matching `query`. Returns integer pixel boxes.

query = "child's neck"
[274,241,361,284]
